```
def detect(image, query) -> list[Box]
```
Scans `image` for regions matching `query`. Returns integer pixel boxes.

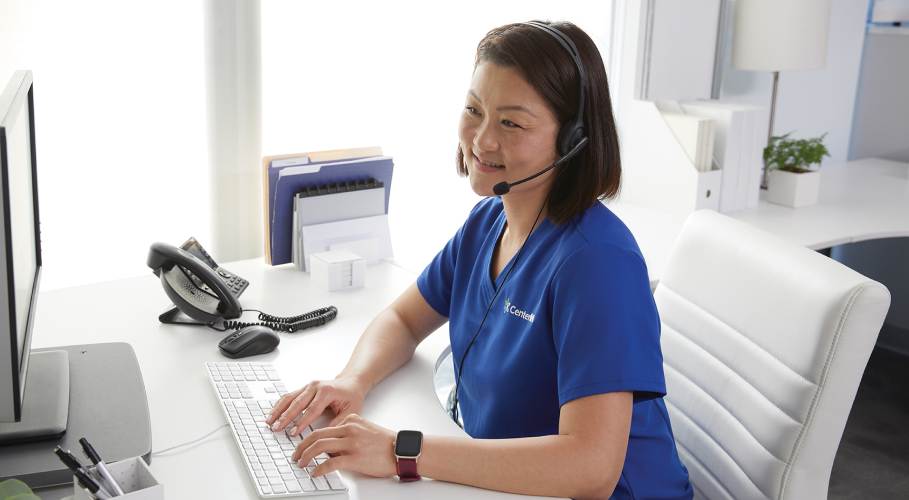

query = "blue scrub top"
[417,198,692,500]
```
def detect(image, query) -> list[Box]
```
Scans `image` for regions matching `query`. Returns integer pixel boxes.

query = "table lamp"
[731,0,832,186]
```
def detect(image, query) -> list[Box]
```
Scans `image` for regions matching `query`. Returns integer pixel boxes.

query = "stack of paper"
[659,111,716,173]
[673,100,770,212]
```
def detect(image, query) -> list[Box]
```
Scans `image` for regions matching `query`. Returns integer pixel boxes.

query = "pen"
[73,467,112,500]
[79,437,125,496]
[54,447,115,499]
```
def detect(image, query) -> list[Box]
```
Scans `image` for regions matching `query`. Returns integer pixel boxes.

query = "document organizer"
[269,155,394,266]
[291,179,392,271]
[621,100,721,216]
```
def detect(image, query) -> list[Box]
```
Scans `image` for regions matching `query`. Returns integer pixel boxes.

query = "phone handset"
[146,242,242,323]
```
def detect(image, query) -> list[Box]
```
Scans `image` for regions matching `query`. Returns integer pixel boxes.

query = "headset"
[492,21,589,196]
[451,21,590,424]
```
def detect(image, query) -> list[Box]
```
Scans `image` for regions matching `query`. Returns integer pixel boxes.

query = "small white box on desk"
[311,249,366,292]
[73,457,163,500]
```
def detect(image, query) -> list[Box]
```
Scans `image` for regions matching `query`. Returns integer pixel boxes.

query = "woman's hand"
[265,377,367,435]
[292,413,398,478]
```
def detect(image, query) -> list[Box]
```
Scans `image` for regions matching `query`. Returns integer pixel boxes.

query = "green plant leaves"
[0,479,41,500]
[763,132,830,173]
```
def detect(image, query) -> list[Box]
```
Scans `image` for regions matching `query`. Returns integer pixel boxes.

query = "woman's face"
[458,62,560,198]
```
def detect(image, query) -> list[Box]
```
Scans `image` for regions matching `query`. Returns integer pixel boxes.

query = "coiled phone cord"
[212,306,338,333]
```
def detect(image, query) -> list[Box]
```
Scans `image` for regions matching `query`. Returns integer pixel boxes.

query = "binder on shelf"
[261,146,383,264]
[267,154,394,266]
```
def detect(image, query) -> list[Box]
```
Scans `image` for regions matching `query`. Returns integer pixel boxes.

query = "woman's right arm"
[265,282,447,433]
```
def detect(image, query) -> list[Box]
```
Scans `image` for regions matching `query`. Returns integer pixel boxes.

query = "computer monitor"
[0,71,151,489]
[0,70,70,444]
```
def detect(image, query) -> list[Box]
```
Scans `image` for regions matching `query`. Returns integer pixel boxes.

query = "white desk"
[610,158,909,288]
[29,261,550,500]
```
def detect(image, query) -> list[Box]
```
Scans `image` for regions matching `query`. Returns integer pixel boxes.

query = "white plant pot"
[766,169,821,208]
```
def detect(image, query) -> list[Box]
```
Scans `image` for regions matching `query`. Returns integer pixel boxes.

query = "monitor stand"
[0,350,70,445]
[0,343,152,489]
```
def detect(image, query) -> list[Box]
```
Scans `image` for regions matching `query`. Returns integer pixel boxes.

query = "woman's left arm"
[293,390,632,500]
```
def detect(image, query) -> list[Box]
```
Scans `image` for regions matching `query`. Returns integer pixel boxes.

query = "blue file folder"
[269,155,394,266]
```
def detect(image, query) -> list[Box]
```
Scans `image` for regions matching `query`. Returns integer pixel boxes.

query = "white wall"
[0,1,208,291]
[1,1,612,290]
[719,0,870,166]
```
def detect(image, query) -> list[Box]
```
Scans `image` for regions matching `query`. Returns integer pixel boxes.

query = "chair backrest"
[655,210,890,500]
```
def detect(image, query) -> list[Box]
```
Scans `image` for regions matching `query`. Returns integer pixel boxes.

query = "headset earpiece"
[558,117,587,157]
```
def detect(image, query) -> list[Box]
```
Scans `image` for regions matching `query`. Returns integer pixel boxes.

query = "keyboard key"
[312,476,330,491]
[268,477,283,485]
[261,485,272,495]
[271,483,286,494]
[326,474,345,490]
[285,480,302,493]
[300,479,316,491]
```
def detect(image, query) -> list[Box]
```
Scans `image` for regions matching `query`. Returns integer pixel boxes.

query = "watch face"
[395,430,423,457]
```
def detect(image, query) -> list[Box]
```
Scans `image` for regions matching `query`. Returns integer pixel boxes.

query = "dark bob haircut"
[456,21,621,225]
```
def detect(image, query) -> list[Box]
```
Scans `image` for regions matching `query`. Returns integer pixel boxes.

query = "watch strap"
[396,457,420,482]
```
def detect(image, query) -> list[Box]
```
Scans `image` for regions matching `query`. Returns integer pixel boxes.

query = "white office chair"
[655,210,890,500]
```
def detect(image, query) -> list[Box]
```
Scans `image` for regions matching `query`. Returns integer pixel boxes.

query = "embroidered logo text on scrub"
[503,298,535,323]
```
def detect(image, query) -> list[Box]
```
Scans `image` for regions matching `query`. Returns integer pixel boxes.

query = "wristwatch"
[394,430,423,482]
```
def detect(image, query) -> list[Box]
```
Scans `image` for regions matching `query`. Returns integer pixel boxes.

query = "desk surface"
[30,261,550,499]
[610,158,909,287]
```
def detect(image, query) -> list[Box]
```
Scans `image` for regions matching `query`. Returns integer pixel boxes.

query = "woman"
[266,21,693,500]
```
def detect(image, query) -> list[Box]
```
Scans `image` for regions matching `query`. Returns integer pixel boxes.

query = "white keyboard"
[206,362,348,497]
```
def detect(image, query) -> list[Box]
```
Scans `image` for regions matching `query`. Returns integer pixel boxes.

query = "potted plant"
[763,132,830,208]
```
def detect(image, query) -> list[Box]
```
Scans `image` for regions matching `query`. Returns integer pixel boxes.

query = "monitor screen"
[0,70,42,423]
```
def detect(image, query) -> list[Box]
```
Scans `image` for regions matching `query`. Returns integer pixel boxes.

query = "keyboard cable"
[152,423,230,456]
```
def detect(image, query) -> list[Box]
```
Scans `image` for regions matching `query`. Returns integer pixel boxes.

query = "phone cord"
[222,306,338,333]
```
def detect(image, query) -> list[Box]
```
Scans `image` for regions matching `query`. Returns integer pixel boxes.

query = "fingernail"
[298,459,304,468]
[289,426,297,435]
[271,420,281,430]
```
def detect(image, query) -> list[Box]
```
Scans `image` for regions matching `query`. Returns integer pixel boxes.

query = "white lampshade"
[732,0,832,72]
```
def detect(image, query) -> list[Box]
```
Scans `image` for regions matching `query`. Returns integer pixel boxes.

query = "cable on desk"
[152,423,230,456]
[210,306,338,333]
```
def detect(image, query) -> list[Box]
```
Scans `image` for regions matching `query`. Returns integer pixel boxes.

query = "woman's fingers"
[265,386,304,425]
[292,426,347,462]
[270,384,317,431]
[289,414,397,478]
[312,455,355,478]
[287,384,343,435]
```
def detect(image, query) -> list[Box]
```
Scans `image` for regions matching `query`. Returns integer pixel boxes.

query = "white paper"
[300,215,393,272]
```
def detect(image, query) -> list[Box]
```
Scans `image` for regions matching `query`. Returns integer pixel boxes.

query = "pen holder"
[73,457,164,500]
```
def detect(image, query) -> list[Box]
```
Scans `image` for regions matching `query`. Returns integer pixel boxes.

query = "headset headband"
[520,21,587,156]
